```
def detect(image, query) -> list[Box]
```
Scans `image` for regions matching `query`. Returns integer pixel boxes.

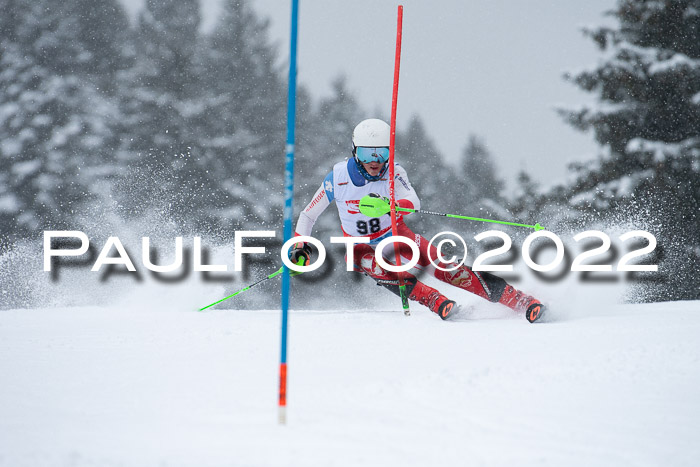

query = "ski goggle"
[355,146,390,164]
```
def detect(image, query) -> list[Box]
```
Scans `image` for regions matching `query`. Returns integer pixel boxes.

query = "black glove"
[368,192,401,218]
[289,242,312,266]
[369,192,390,205]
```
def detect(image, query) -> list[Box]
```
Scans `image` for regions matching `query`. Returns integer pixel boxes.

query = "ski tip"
[526,303,546,323]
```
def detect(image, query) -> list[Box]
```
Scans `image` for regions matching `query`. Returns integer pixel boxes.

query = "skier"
[289,118,545,322]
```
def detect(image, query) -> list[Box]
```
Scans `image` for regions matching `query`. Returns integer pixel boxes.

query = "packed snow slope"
[1,301,699,467]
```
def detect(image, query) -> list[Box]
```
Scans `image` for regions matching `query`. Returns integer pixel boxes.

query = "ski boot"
[498,285,545,323]
[409,281,456,320]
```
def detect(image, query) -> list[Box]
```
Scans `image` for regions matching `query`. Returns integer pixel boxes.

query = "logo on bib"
[346,199,361,214]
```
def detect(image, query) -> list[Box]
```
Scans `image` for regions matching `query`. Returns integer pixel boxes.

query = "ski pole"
[400,207,544,231]
[199,260,305,312]
[358,195,544,231]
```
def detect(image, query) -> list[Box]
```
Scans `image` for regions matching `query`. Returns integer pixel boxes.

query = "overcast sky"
[121,0,616,188]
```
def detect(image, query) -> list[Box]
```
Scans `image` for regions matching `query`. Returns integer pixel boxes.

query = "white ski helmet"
[352,118,391,181]
[352,118,390,148]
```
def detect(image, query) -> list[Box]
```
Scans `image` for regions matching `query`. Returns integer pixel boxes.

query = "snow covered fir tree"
[0,0,125,239]
[557,0,699,301]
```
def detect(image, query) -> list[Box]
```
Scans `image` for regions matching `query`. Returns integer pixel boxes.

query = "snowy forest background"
[0,0,698,304]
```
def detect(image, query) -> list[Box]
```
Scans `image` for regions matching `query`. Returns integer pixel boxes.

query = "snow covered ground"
[1,299,699,466]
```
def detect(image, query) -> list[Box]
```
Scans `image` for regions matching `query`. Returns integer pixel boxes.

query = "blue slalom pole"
[279,0,299,425]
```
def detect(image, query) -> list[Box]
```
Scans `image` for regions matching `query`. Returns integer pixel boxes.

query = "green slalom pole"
[199,260,304,312]
[358,195,545,231]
